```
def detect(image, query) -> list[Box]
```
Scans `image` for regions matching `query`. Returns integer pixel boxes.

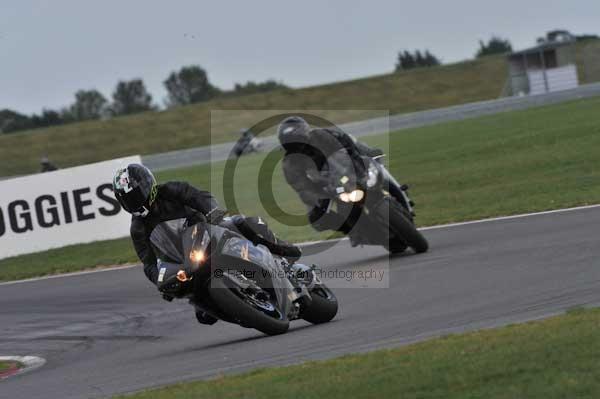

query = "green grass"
[115,307,600,399]
[0,56,507,176]
[0,238,136,282]
[1,96,600,281]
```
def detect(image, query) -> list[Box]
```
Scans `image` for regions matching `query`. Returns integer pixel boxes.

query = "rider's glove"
[206,208,227,225]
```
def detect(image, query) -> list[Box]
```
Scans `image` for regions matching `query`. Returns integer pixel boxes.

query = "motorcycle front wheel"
[385,198,429,254]
[209,276,290,336]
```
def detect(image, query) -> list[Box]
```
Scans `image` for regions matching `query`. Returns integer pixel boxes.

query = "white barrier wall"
[527,65,579,95]
[547,65,579,92]
[0,156,141,259]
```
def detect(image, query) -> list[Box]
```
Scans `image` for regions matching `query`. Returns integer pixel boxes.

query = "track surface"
[2,207,600,399]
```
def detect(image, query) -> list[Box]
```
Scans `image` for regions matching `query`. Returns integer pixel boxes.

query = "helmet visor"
[117,185,147,214]
[132,206,150,217]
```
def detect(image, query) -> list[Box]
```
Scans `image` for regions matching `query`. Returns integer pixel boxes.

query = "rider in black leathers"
[40,156,58,173]
[278,116,382,237]
[112,164,301,323]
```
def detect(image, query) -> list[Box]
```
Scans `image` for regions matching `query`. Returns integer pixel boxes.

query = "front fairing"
[218,235,294,318]
[326,150,362,193]
[149,219,210,271]
[149,219,187,264]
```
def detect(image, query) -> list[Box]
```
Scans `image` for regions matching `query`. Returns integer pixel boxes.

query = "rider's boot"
[189,298,218,325]
[229,215,302,264]
[348,230,362,247]
[195,310,218,325]
[268,237,302,264]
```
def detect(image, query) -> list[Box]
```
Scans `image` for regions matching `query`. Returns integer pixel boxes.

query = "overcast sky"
[1,0,599,114]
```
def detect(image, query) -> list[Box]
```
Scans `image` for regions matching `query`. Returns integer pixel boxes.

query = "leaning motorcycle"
[232,133,263,158]
[151,217,338,336]
[312,150,428,254]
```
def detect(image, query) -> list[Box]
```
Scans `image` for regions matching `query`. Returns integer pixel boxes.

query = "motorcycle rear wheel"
[302,286,338,324]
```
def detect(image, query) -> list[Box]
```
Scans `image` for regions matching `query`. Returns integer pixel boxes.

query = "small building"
[507,39,579,96]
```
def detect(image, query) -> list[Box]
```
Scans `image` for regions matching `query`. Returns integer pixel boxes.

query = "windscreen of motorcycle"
[327,149,360,190]
[149,218,187,265]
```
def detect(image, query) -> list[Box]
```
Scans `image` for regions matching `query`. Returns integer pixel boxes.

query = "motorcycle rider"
[239,128,254,145]
[278,116,382,241]
[112,163,301,323]
[233,129,260,158]
[40,156,58,173]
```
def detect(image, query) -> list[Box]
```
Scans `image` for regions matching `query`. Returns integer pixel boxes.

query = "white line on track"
[299,203,600,245]
[2,203,599,287]
[419,203,600,231]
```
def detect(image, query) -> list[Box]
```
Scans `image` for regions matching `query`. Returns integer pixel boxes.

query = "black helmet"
[277,116,310,151]
[112,164,157,217]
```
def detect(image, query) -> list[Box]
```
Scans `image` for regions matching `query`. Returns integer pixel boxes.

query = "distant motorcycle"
[232,130,263,158]
[312,150,428,254]
[152,215,338,336]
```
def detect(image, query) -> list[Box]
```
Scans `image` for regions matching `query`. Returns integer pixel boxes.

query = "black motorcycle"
[311,150,428,254]
[231,130,263,158]
[151,217,338,336]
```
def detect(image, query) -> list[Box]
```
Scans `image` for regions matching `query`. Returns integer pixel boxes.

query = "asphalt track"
[2,206,600,399]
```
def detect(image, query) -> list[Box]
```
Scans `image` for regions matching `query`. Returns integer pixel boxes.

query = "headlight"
[366,163,379,188]
[189,249,205,263]
[189,230,210,267]
[339,189,365,203]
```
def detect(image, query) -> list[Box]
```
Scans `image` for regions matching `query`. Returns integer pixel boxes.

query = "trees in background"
[70,89,108,121]
[2,80,155,134]
[476,36,513,58]
[395,50,441,71]
[109,79,154,116]
[0,109,33,133]
[0,109,68,133]
[1,89,110,134]
[30,110,65,128]
[231,79,289,96]
[163,65,287,105]
[1,66,290,134]
[164,66,220,107]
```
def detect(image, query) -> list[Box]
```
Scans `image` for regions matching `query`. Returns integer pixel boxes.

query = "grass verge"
[115,307,600,399]
[0,238,136,282]
[1,56,508,176]
[1,96,599,281]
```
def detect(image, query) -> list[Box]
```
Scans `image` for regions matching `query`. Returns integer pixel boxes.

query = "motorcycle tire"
[209,276,290,336]
[302,285,338,324]
[387,198,429,254]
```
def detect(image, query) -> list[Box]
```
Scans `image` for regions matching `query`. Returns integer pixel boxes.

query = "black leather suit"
[282,128,382,233]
